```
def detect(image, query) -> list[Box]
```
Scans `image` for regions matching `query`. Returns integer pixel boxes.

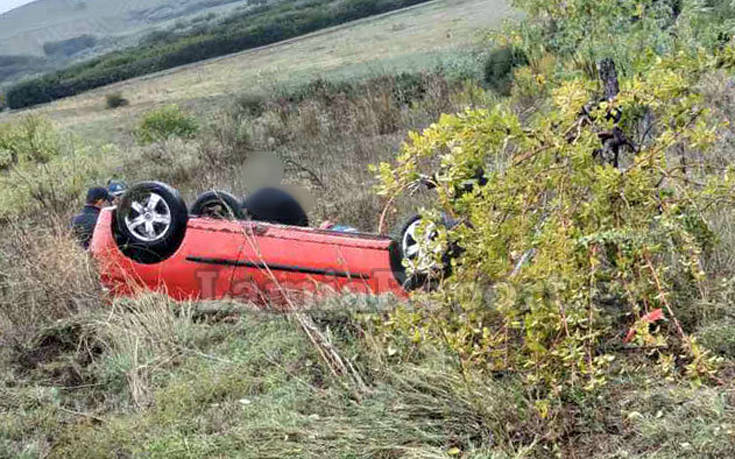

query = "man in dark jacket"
[71,187,112,249]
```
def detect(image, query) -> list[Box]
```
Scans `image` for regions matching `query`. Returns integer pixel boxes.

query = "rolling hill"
[0,0,514,142]
[0,0,247,57]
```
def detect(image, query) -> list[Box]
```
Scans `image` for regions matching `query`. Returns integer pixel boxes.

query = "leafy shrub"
[0,116,119,218]
[280,78,357,105]
[135,105,199,145]
[390,72,427,105]
[696,317,735,359]
[0,116,62,169]
[233,92,266,118]
[375,45,735,394]
[132,138,204,184]
[0,147,114,219]
[105,92,129,109]
[483,47,527,96]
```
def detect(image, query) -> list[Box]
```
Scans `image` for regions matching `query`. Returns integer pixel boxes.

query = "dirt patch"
[12,321,103,386]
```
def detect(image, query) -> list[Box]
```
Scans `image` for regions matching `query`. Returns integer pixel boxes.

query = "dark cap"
[86,187,112,204]
[107,179,128,197]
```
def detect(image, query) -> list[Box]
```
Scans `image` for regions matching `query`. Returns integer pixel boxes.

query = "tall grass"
[0,224,102,349]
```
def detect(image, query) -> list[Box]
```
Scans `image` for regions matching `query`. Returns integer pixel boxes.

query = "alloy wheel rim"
[401,219,442,274]
[124,192,172,242]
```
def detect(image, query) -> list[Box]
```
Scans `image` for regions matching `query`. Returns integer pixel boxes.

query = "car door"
[228,221,401,305]
[160,218,244,301]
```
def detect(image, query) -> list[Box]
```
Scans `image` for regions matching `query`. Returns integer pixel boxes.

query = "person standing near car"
[70,187,113,249]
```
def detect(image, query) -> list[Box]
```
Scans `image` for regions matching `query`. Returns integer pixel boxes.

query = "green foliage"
[233,92,266,118]
[0,148,114,219]
[0,116,118,218]
[0,116,62,169]
[499,0,735,80]
[135,105,199,145]
[483,46,527,95]
[105,92,129,109]
[376,41,735,395]
[5,0,433,109]
[696,317,735,359]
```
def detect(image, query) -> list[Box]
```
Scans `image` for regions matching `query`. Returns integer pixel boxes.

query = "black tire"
[190,190,245,219]
[114,181,188,264]
[391,213,460,291]
[243,187,309,227]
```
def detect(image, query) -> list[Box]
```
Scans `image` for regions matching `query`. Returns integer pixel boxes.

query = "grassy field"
[0,0,514,144]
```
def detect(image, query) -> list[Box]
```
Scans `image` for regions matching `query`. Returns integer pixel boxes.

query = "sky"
[0,0,36,15]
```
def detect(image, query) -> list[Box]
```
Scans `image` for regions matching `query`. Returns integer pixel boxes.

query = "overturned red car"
[90,181,448,304]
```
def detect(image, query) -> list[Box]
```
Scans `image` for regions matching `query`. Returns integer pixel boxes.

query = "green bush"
[0,116,116,218]
[376,43,735,393]
[42,34,97,58]
[0,116,62,169]
[135,105,199,145]
[696,318,735,359]
[233,92,266,118]
[105,92,129,109]
[483,47,527,96]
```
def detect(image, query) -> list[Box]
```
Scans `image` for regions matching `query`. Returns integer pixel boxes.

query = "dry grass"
[75,73,481,232]
[92,294,200,408]
[0,221,102,349]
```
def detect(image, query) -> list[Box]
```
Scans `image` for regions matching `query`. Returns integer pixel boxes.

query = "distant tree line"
[43,35,97,58]
[0,55,53,84]
[6,0,431,109]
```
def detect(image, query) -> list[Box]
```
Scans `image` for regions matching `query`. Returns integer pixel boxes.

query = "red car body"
[90,208,408,303]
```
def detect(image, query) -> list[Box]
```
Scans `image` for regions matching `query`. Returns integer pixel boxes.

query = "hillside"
[0,0,247,56]
[0,0,252,87]
[3,0,442,108]
[0,0,514,143]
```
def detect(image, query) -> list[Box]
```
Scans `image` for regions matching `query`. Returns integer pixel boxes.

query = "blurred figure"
[71,187,112,249]
[243,187,309,227]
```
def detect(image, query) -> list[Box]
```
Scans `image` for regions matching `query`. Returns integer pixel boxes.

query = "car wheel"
[190,190,245,219]
[392,213,459,291]
[114,181,188,264]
